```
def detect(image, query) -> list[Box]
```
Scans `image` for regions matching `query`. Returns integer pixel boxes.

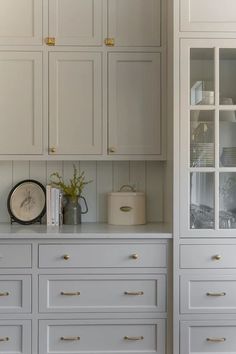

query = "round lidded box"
[107,185,146,225]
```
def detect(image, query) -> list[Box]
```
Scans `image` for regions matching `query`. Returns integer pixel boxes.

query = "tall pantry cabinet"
[0,0,166,160]
[174,1,236,354]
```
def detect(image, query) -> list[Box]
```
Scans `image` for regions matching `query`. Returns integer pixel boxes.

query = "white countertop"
[0,222,172,239]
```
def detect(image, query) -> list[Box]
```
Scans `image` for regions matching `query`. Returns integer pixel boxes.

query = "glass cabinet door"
[181,39,236,236]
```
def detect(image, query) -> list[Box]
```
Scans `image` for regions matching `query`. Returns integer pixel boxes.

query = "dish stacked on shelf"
[220,147,236,167]
[190,143,214,167]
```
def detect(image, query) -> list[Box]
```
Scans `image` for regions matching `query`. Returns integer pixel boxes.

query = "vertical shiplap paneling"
[0,160,164,223]
[29,161,47,185]
[79,161,97,222]
[12,161,30,184]
[96,161,113,222]
[113,161,130,191]
[146,161,164,222]
[0,162,13,222]
[129,161,146,192]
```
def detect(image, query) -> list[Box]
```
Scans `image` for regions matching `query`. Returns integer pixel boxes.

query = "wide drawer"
[0,320,31,354]
[0,275,31,313]
[39,243,167,268]
[180,244,236,268]
[181,275,236,314]
[39,319,165,354]
[181,320,236,354]
[39,274,166,313]
[0,244,31,268]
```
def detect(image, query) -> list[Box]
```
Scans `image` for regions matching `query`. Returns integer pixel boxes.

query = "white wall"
[0,160,164,223]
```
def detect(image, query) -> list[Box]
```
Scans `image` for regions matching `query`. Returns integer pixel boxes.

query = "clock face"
[8,180,46,224]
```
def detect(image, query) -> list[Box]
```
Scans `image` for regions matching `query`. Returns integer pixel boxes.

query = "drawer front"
[39,243,167,268]
[181,320,236,354]
[0,320,31,354]
[181,275,236,314]
[39,319,165,354]
[0,244,31,268]
[39,274,166,313]
[0,275,31,313]
[180,244,236,268]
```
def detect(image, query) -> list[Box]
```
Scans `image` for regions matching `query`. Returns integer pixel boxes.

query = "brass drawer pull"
[0,292,9,296]
[61,336,80,341]
[104,38,115,46]
[206,337,226,343]
[63,255,70,260]
[212,254,222,261]
[0,337,9,342]
[131,254,139,260]
[61,291,81,296]
[45,37,56,46]
[124,291,144,296]
[206,292,226,297]
[120,206,132,212]
[124,336,144,341]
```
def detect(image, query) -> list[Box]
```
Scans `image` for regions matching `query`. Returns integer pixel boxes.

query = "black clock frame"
[7,179,46,225]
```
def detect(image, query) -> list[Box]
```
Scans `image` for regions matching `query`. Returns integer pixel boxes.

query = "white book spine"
[46,185,52,226]
[55,189,60,226]
[51,188,56,226]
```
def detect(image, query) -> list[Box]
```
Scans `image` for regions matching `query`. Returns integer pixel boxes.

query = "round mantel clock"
[7,180,46,225]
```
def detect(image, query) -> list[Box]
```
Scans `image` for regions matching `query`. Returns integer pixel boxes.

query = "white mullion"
[215,46,220,230]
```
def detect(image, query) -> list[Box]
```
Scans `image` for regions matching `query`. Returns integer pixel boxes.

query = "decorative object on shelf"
[7,180,46,225]
[50,165,91,225]
[107,185,146,226]
[220,176,236,216]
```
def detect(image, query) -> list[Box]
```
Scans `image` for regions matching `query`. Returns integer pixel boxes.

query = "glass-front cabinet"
[180,39,236,236]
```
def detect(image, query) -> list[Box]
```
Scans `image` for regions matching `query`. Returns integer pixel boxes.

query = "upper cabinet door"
[108,52,161,156]
[107,0,161,47]
[180,0,236,32]
[49,52,102,155]
[48,0,103,46]
[0,0,42,45]
[0,52,43,155]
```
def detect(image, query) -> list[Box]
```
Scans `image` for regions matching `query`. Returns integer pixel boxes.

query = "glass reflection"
[220,173,236,228]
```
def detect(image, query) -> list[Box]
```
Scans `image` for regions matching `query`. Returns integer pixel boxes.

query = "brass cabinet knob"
[45,37,56,46]
[212,254,222,261]
[50,147,56,153]
[109,147,116,153]
[63,254,70,260]
[131,253,139,260]
[104,38,115,46]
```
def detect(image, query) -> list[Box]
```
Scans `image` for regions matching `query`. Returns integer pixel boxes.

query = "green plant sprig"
[50,165,92,202]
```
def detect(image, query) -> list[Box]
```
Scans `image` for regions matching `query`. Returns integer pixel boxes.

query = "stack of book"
[46,186,63,226]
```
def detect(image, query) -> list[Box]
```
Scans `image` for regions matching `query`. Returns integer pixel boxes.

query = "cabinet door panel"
[180,0,236,32]
[49,0,102,46]
[49,52,102,155]
[108,0,161,47]
[108,53,161,155]
[0,0,42,45]
[0,52,42,155]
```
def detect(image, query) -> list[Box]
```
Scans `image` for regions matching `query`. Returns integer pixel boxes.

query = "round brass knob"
[63,254,70,260]
[50,147,56,153]
[212,254,222,261]
[109,147,116,153]
[131,253,139,260]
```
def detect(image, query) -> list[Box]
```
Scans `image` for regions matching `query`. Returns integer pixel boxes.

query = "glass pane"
[220,49,236,105]
[220,173,236,228]
[190,110,214,167]
[190,48,215,106]
[190,172,214,229]
[219,111,236,167]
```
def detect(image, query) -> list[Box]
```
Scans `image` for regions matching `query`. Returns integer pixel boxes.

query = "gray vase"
[63,196,88,225]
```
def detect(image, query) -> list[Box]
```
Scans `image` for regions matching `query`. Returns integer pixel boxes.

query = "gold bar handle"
[124,336,144,341]
[0,292,9,296]
[124,291,144,296]
[206,337,226,343]
[104,38,115,46]
[61,291,80,296]
[45,37,55,46]
[0,337,9,342]
[61,336,80,341]
[206,292,226,297]
[120,206,132,212]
